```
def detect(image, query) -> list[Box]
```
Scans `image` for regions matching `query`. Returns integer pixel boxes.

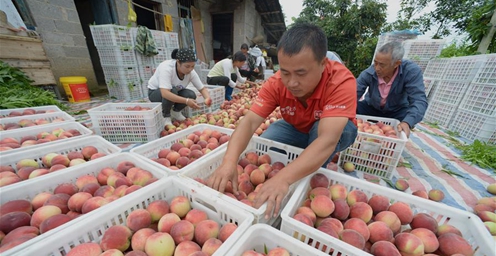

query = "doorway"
[212,13,233,62]
[134,0,163,30]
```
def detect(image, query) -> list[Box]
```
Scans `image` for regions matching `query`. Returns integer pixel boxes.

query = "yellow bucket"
[60,76,90,103]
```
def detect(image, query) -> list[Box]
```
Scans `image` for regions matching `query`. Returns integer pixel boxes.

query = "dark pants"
[207,73,237,101]
[148,87,196,117]
[357,100,408,123]
[239,69,258,82]
[261,119,358,167]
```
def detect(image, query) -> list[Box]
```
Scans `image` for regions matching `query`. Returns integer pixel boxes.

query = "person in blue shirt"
[356,41,427,137]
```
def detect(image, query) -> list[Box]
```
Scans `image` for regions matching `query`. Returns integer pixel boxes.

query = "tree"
[293,0,388,75]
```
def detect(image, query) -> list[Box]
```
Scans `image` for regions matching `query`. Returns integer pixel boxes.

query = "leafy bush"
[0,61,67,110]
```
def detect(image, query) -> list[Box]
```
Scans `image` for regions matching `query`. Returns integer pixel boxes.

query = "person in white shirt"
[206,51,256,100]
[148,48,212,125]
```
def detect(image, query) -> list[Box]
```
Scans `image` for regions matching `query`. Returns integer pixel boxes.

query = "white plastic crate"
[0,153,168,256]
[423,100,458,128]
[423,58,450,79]
[105,78,144,101]
[449,108,496,144]
[181,85,225,117]
[180,136,304,225]
[472,53,496,85]
[228,224,328,256]
[88,103,164,143]
[459,82,496,116]
[0,135,121,184]
[280,168,494,256]
[410,58,430,73]
[16,176,253,256]
[423,78,440,98]
[0,105,63,118]
[428,80,472,106]
[102,65,141,82]
[200,68,210,84]
[89,24,134,47]
[96,46,138,66]
[152,47,170,66]
[0,111,75,131]
[442,55,484,81]
[0,122,93,155]
[337,115,408,180]
[130,124,234,175]
[403,39,445,59]
[165,32,179,49]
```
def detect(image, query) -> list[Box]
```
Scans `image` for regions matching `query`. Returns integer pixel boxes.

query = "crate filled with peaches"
[280,168,493,255]
[16,176,253,256]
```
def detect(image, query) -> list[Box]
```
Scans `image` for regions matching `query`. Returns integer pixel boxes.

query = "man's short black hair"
[277,23,327,62]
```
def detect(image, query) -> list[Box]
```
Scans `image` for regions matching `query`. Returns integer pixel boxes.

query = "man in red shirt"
[207,23,358,220]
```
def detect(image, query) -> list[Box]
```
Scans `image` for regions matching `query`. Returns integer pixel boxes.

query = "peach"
[157,213,181,233]
[339,229,365,249]
[170,196,191,218]
[317,223,339,238]
[245,152,259,165]
[39,214,72,233]
[131,169,154,186]
[218,223,237,242]
[243,164,258,176]
[388,201,413,225]
[0,165,15,173]
[144,232,175,256]
[346,190,368,206]
[349,202,373,223]
[343,162,355,172]
[69,158,87,166]
[368,221,394,244]
[308,187,330,199]
[66,242,102,256]
[438,233,474,256]
[311,195,335,217]
[436,224,462,237]
[126,209,152,232]
[320,217,344,234]
[90,152,106,160]
[81,196,109,214]
[125,185,142,195]
[170,220,195,244]
[28,168,49,179]
[310,173,329,189]
[478,210,496,222]
[76,175,99,190]
[158,148,171,159]
[124,251,147,256]
[146,200,169,223]
[1,226,39,245]
[114,176,132,188]
[477,197,496,210]
[370,241,401,256]
[50,155,70,167]
[54,183,79,196]
[249,168,265,186]
[0,211,31,234]
[410,213,438,233]
[131,228,155,252]
[344,218,370,241]
[116,161,135,175]
[68,192,93,213]
[238,180,254,195]
[0,199,32,216]
[238,158,250,168]
[67,151,85,160]
[0,174,21,186]
[374,211,401,234]
[178,147,191,157]
[368,195,390,215]
[175,240,201,256]
[106,172,126,187]
[394,179,409,191]
[81,183,101,196]
[100,225,132,252]
[428,189,445,202]
[81,146,98,160]
[15,158,39,170]
[175,156,190,168]
[30,205,61,229]
[16,166,36,180]
[99,249,124,256]
[394,232,424,256]
[171,142,185,152]
[185,209,208,227]
[44,193,70,214]
[241,250,265,256]
[94,185,115,198]
[329,199,349,220]
[194,220,219,246]
[97,167,116,185]
[256,153,271,165]
[487,183,496,195]
[31,192,53,210]
[296,206,317,224]
[412,190,429,199]
[329,184,348,200]
[202,237,222,255]
[410,228,439,253]
[49,164,67,172]
[272,161,285,171]
[292,213,313,227]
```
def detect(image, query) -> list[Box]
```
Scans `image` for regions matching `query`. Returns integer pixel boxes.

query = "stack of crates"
[90,25,143,100]
[423,55,485,128]
[423,58,451,99]
[403,39,446,73]
[449,54,496,143]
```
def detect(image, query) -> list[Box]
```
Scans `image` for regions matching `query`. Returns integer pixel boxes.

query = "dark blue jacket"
[357,60,428,127]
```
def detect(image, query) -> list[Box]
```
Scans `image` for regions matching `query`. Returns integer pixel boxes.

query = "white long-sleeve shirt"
[207,58,246,88]
[148,59,204,91]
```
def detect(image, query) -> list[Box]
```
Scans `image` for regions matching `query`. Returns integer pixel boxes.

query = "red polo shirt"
[250,60,357,133]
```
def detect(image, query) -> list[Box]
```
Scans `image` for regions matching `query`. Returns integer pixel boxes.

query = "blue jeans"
[261,119,357,167]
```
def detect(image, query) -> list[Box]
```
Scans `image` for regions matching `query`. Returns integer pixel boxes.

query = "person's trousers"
[207,74,237,101]
[261,119,358,167]
[357,100,408,123]
[148,88,196,117]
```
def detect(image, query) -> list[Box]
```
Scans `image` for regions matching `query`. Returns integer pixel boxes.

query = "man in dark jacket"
[356,41,428,137]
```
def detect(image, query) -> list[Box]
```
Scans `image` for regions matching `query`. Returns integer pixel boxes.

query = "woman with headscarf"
[148,48,212,125]
[207,51,257,101]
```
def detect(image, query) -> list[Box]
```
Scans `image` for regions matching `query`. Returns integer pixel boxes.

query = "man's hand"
[397,122,411,138]
[253,175,290,219]
[206,161,238,195]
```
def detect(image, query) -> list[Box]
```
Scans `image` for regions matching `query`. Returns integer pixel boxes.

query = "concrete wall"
[25,0,98,94]
[198,0,213,63]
